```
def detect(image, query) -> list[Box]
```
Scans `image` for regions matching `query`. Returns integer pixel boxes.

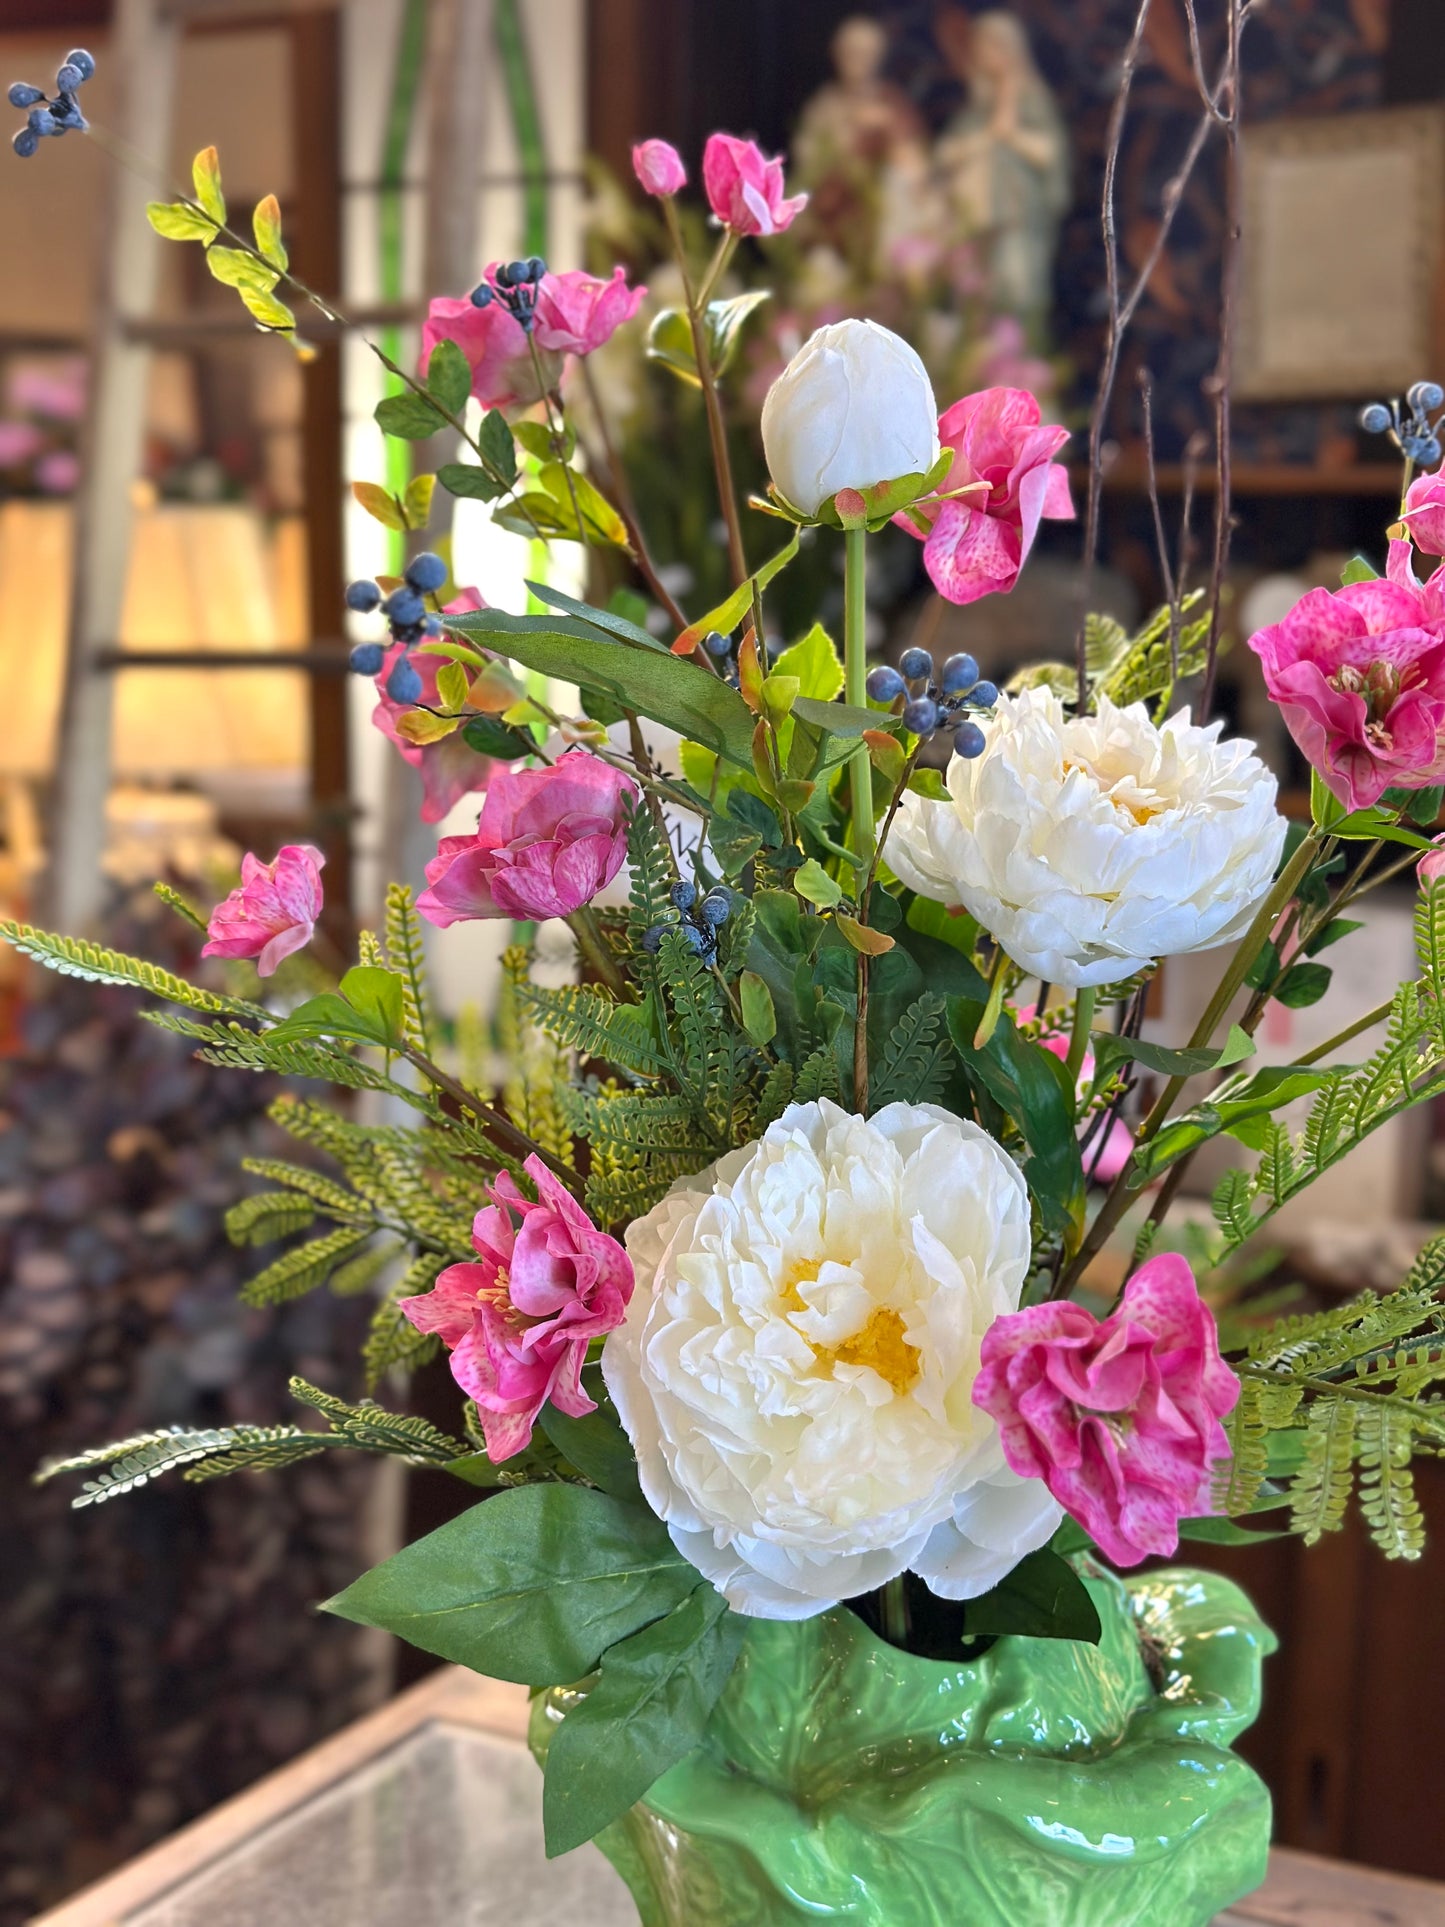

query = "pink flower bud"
[702,132,807,237]
[632,138,686,198]
[201,844,325,978]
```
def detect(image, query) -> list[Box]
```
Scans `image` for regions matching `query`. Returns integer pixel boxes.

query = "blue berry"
[641,925,666,954]
[1419,437,1443,468]
[1359,402,1392,435]
[421,613,443,636]
[698,889,731,927]
[28,107,56,135]
[525,256,547,282]
[64,49,95,82]
[494,261,518,288]
[866,664,905,702]
[349,641,385,677]
[702,629,731,658]
[679,923,707,953]
[940,652,979,695]
[8,83,43,108]
[1408,380,1444,414]
[670,880,697,912]
[384,586,425,627]
[345,578,381,614]
[903,696,939,734]
[55,64,83,93]
[969,679,999,708]
[404,550,447,593]
[899,647,933,681]
[469,281,493,308]
[954,719,987,759]
[385,656,423,705]
[11,126,37,158]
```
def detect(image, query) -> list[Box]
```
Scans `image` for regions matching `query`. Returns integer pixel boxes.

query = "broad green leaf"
[645,307,698,386]
[205,246,277,294]
[1131,1065,1335,1182]
[1175,1515,1287,1545]
[1092,1023,1255,1081]
[321,1484,698,1684]
[963,1548,1101,1643]
[515,418,575,463]
[442,1451,509,1489]
[1328,805,1434,849]
[192,145,225,224]
[478,407,518,486]
[1303,917,1364,957]
[539,1402,640,1500]
[252,192,287,269]
[435,660,469,710]
[438,461,506,502]
[461,715,534,760]
[1340,554,1379,585]
[541,1584,743,1856]
[726,788,783,848]
[793,858,842,909]
[446,610,757,767]
[376,390,448,440]
[525,581,667,652]
[146,200,217,243]
[674,532,800,654]
[705,288,770,375]
[239,284,294,331]
[771,622,844,703]
[739,970,777,1045]
[425,338,473,417]
[352,481,406,531]
[403,473,436,528]
[339,965,405,1044]
[539,463,629,548]
[947,999,1086,1239]
[791,695,893,739]
[1273,961,1332,1009]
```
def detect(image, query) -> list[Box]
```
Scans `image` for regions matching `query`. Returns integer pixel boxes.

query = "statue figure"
[934,8,1069,334]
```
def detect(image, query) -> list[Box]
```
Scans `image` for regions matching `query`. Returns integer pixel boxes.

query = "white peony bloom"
[602,1098,1062,1620]
[885,687,1287,990]
[761,318,940,518]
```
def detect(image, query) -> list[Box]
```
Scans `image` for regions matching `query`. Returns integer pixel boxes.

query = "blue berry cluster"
[345,550,448,701]
[470,258,548,335]
[1360,380,1445,468]
[641,881,732,963]
[866,648,997,757]
[9,49,93,157]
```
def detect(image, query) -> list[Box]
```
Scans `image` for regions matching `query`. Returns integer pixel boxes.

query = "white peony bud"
[761,318,940,518]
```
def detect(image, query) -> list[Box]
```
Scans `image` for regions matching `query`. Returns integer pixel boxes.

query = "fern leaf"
[240,1225,372,1306]
[1288,1395,1358,1544]
[385,882,433,1054]
[288,1374,465,1461]
[1211,1167,1258,1246]
[870,993,952,1110]
[624,796,677,956]
[0,922,264,1016]
[224,1191,318,1247]
[1356,1406,1426,1558]
[329,1236,406,1297]
[1217,1377,1269,1514]
[519,979,668,1077]
[1414,880,1445,1044]
[795,1044,841,1106]
[363,1255,442,1390]
[755,1061,795,1129]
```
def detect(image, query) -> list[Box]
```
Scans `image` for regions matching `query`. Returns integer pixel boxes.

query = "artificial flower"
[416,752,637,926]
[402,1155,633,1461]
[760,319,940,518]
[1247,567,1445,810]
[1402,467,1445,556]
[533,266,647,357]
[972,1253,1239,1566]
[201,843,325,978]
[603,1098,1063,1620]
[899,386,1073,605]
[420,292,559,411]
[371,590,490,823]
[702,132,807,237]
[632,138,686,197]
[885,687,1286,989]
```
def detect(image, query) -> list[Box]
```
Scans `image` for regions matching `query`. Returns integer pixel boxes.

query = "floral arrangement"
[13,62,1445,1877]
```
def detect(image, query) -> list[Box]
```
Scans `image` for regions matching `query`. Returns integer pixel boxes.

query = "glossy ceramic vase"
[530,1559,1276,1927]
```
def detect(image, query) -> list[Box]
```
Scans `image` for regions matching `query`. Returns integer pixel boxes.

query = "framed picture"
[1235,106,1445,401]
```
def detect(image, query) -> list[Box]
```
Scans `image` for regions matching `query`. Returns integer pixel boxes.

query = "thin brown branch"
[1137,368,1180,679]
[578,359,689,632]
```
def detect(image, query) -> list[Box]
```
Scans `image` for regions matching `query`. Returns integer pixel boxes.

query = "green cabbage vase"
[530,1561,1275,1926]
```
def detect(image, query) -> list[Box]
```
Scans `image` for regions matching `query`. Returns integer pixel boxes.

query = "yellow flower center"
[778,1264,922,1396]
[1062,756,1165,825]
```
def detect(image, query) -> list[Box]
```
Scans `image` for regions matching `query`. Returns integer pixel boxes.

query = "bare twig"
[1138,369,1180,679]
[578,359,689,631]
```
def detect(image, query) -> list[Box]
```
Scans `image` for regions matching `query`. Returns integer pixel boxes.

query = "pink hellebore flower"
[402,1156,634,1460]
[533,267,647,357]
[1402,468,1445,557]
[972,1254,1239,1568]
[702,132,808,237]
[1247,562,1445,811]
[371,590,491,825]
[201,844,325,978]
[633,138,687,198]
[417,753,638,926]
[899,386,1073,606]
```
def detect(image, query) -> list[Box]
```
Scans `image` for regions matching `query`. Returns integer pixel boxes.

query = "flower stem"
[844,528,873,877]
[662,201,747,588]
[566,906,628,998]
[973,945,1010,1050]
[878,1576,911,1649]
[1065,988,1096,1091]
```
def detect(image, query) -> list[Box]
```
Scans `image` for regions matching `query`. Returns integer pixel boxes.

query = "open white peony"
[602,1098,1061,1619]
[884,687,1287,989]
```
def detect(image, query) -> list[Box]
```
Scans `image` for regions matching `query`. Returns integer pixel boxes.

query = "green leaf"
[403,473,436,528]
[1244,937,1281,992]
[539,463,629,548]
[645,307,699,386]
[239,284,295,333]
[205,246,277,294]
[793,858,842,910]
[191,145,225,224]
[1303,917,1364,957]
[376,390,449,440]
[541,1585,743,1857]
[1273,961,1332,1009]
[478,407,518,485]
[438,461,506,503]
[674,533,801,653]
[739,970,777,1046]
[251,192,287,269]
[447,610,757,767]
[425,338,473,417]
[441,1451,510,1489]
[771,622,844,703]
[435,660,469,710]
[1131,1065,1335,1182]
[339,965,406,1044]
[704,289,771,375]
[1175,1515,1287,1545]
[525,582,665,652]
[947,1000,1086,1239]
[352,481,407,530]
[461,715,534,760]
[1340,554,1379,585]
[1093,1024,1255,1080]
[321,1485,698,1684]
[1329,806,1434,850]
[146,200,217,243]
[538,1402,640,1500]
[963,1549,1102,1643]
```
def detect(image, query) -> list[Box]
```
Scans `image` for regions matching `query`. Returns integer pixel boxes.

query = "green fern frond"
[870,993,952,1110]
[224,1191,318,1247]
[1356,1406,1426,1558]
[1288,1396,1358,1544]
[519,979,667,1077]
[196,1025,442,1112]
[795,1044,841,1106]
[1095,591,1210,714]
[37,1426,324,1506]
[385,882,433,1054]
[239,1158,364,1218]
[328,1237,406,1297]
[1212,1168,1257,1246]
[1218,1378,1269,1513]
[287,1374,464,1461]
[0,922,264,1017]
[240,1225,372,1306]
[357,929,385,968]
[363,1255,443,1390]
[625,796,677,956]
[1414,880,1445,1043]
[755,1060,795,1129]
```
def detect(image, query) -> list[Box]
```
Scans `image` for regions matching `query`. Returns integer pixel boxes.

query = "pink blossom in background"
[633,138,686,197]
[35,450,79,494]
[7,357,86,420]
[420,291,561,411]
[1020,1005,1134,1185]
[371,590,490,824]
[702,133,808,237]
[402,1155,634,1460]
[1247,567,1445,811]
[533,266,647,357]
[0,422,42,465]
[972,1253,1239,1567]
[973,318,1056,404]
[417,753,637,926]
[201,844,325,978]
[899,386,1073,606]
[1402,468,1445,556]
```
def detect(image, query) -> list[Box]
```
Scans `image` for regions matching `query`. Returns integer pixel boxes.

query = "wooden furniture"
[32,1664,1445,1927]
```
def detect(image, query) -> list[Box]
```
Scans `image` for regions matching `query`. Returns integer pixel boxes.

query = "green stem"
[1064,988,1096,1091]
[973,945,1010,1050]
[878,1576,911,1648]
[844,528,873,877]
[662,202,747,588]
[400,1045,581,1195]
[1294,996,1395,1067]
[566,906,628,998]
